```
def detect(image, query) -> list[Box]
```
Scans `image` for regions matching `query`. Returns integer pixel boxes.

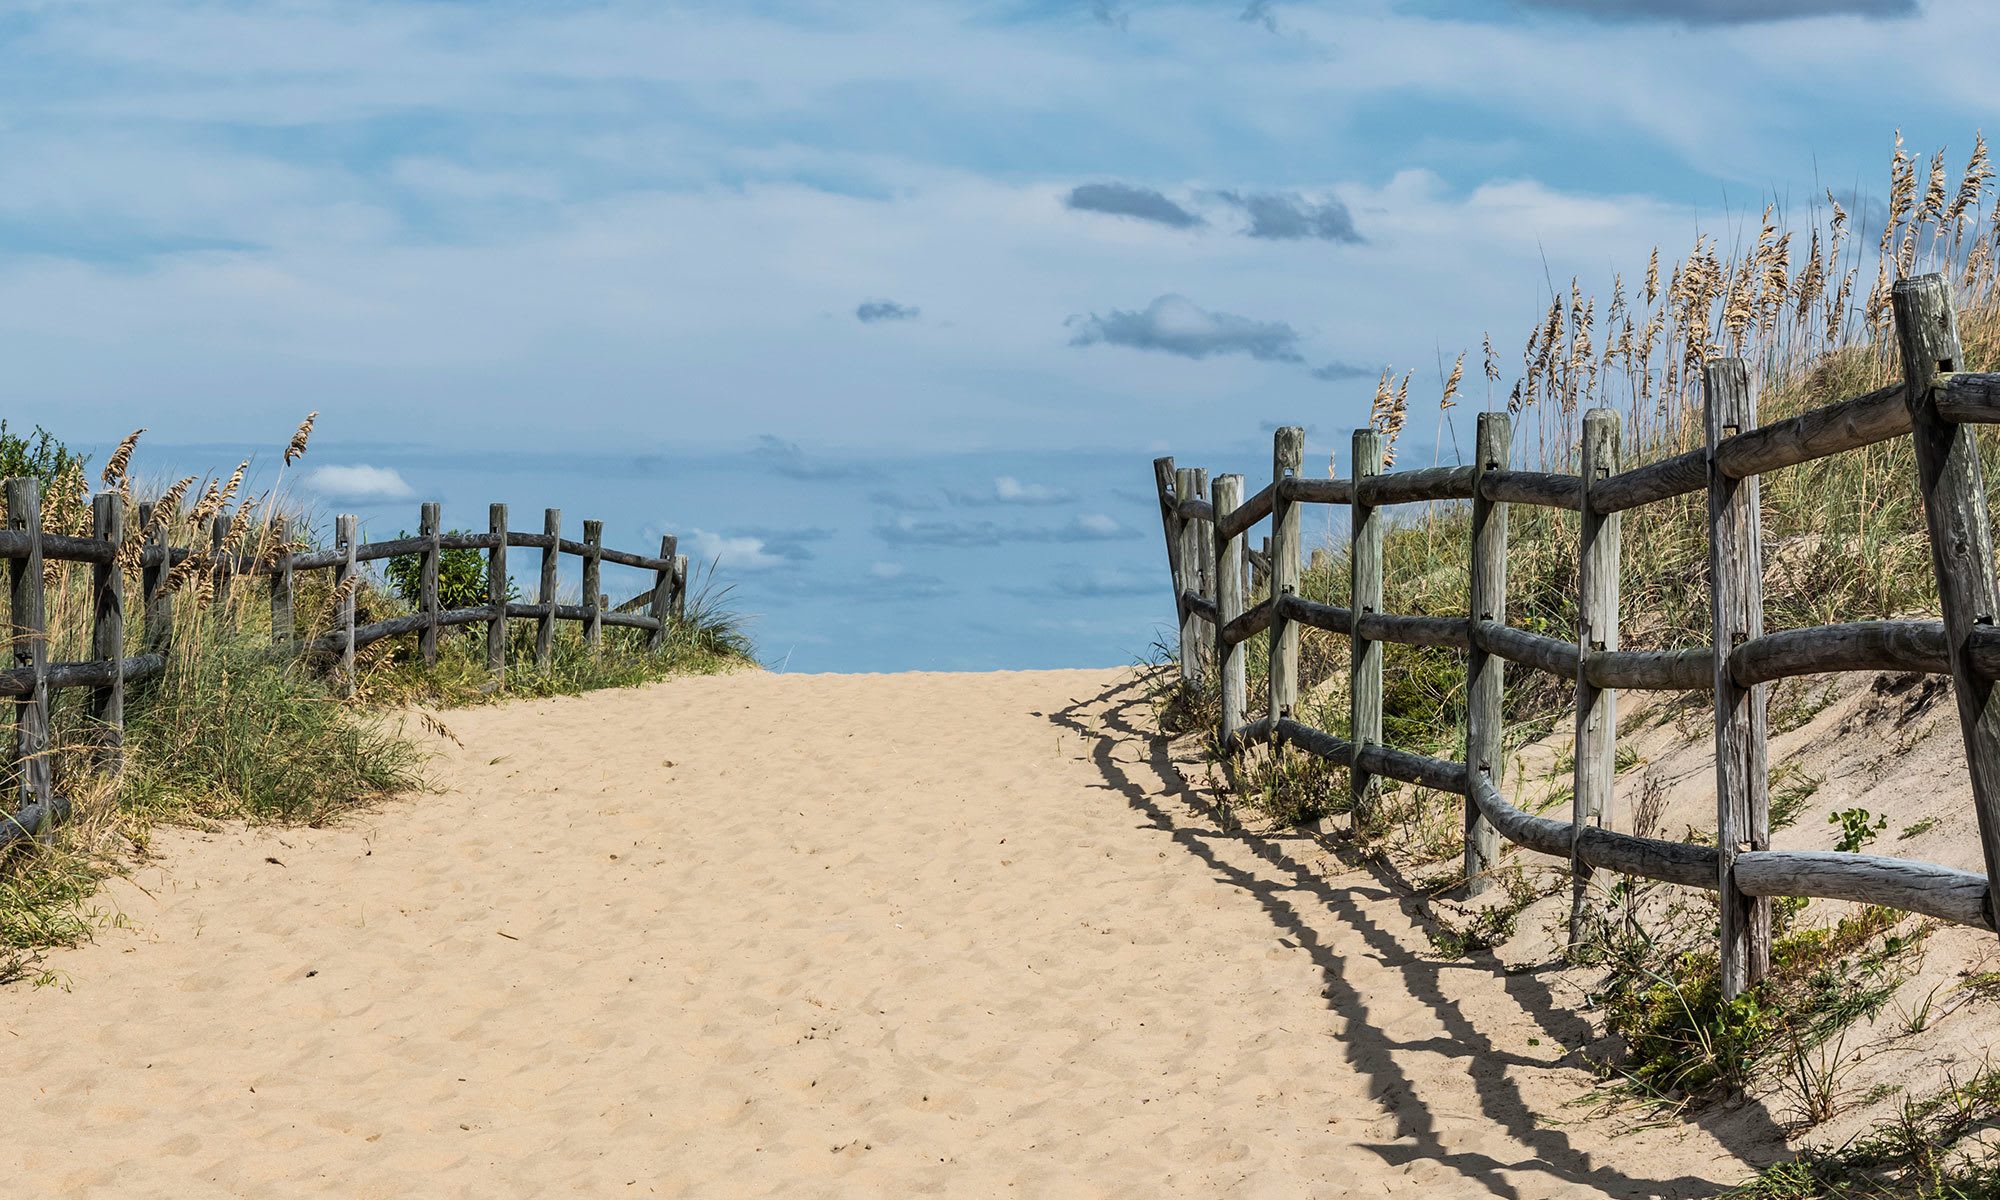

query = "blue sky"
[8,0,1992,671]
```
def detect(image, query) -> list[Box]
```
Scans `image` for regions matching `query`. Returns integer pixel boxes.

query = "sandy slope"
[0,669,1755,1197]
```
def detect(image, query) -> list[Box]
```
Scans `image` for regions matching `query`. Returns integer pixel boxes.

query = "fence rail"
[3,495,690,848]
[1154,274,2000,998]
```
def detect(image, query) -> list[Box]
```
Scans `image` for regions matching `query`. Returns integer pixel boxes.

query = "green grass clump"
[1594,905,1925,1107]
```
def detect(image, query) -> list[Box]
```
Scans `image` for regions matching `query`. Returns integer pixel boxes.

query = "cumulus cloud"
[855,298,920,323]
[1064,182,1204,230]
[1514,0,1914,22]
[1067,294,1304,363]
[1221,191,1362,243]
[751,435,877,481]
[949,475,1073,506]
[874,512,1133,547]
[685,528,800,572]
[301,464,414,501]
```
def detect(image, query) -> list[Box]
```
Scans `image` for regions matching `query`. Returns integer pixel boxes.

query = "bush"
[382,531,498,612]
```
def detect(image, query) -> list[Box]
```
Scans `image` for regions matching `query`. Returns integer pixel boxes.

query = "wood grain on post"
[537,508,560,667]
[1465,412,1510,895]
[487,504,508,679]
[1268,428,1305,736]
[1174,467,1205,685]
[1894,274,2000,934]
[210,511,231,623]
[647,534,677,654]
[270,517,295,648]
[1153,457,1190,683]
[1350,429,1384,827]
[6,479,51,813]
[582,519,603,653]
[89,494,125,772]
[139,501,171,652]
[1213,475,1247,746]
[672,555,688,622]
[335,514,358,698]
[1192,469,1215,669]
[419,501,441,666]
[1571,408,1621,946]
[1707,358,1772,996]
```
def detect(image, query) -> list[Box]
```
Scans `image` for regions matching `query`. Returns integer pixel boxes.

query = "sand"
[0,669,1755,1197]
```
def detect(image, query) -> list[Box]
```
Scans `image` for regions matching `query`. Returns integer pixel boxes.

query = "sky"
[6,0,1995,672]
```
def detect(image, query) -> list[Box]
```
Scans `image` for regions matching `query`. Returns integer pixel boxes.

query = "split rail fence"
[1154,273,2000,998]
[3,495,688,846]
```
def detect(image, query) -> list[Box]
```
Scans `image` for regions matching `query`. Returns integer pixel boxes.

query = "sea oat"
[285,412,318,466]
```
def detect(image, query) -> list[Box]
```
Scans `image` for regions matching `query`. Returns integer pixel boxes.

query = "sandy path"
[0,669,1752,1197]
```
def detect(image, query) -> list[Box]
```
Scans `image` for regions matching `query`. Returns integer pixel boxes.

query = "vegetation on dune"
[1150,131,2000,1192]
[0,418,754,985]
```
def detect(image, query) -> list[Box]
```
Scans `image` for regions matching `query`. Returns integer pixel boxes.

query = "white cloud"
[687,528,791,572]
[301,464,414,501]
[869,561,905,579]
[992,476,1069,504]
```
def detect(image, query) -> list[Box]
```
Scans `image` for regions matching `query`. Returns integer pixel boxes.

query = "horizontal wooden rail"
[1215,482,1274,542]
[0,794,72,851]
[290,531,674,574]
[1180,590,1218,626]
[1177,497,1215,524]
[1219,596,1272,646]
[1714,382,1907,481]
[1937,372,2000,423]
[1479,470,1582,511]
[1271,725,1990,928]
[1358,465,1476,506]
[0,653,164,698]
[1279,477,1352,505]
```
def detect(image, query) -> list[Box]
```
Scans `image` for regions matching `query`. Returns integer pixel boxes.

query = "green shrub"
[382,531,499,612]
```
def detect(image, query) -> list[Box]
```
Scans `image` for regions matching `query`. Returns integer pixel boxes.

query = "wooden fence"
[1155,273,2000,999]
[2,495,689,847]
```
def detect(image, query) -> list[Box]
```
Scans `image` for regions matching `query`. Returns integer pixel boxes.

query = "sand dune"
[0,669,1751,1196]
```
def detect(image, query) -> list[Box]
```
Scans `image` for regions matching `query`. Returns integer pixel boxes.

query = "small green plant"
[383,532,503,613]
[1899,816,1939,841]
[1829,807,1889,854]
[1769,764,1821,831]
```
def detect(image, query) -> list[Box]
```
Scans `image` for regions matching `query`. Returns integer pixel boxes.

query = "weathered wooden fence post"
[1350,429,1384,827]
[1706,358,1771,996]
[1174,467,1206,686]
[139,501,171,653]
[1213,474,1246,747]
[1894,274,2000,935]
[210,511,231,623]
[1153,457,1191,684]
[89,493,125,773]
[582,519,603,653]
[1268,428,1305,736]
[647,534,677,653]
[270,517,295,648]
[537,508,560,667]
[1193,468,1216,671]
[672,555,688,622]
[487,503,508,679]
[6,479,51,814]
[419,501,441,667]
[1570,408,1622,946]
[1465,411,1511,896]
[335,513,357,697]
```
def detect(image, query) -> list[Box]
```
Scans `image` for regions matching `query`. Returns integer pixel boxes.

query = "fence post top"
[1893,271,1948,297]
[1582,406,1623,430]
[1273,425,1305,453]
